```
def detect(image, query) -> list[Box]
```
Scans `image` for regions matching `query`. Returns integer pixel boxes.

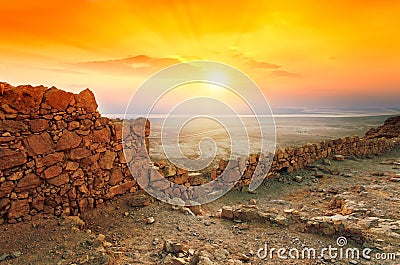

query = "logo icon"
[123,61,276,206]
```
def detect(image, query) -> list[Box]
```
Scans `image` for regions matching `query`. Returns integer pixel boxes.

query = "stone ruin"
[0,82,399,224]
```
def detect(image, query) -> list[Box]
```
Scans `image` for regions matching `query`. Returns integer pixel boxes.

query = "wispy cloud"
[73,55,181,75]
[271,69,300,78]
[246,59,281,70]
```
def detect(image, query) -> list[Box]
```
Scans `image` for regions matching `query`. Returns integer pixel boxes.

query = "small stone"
[294,176,303,182]
[249,199,257,205]
[239,254,250,262]
[153,238,159,245]
[322,159,332,166]
[97,234,106,242]
[11,251,22,258]
[187,205,203,216]
[221,206,234,219]
[124,212,130,217]
[171,257,187,265]
[164,240,184,254]
[283,208,295,214]
[146,217,155,224]
[333,155,345,161]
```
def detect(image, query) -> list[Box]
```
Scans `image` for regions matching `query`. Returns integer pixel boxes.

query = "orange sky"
[1,0,400,113]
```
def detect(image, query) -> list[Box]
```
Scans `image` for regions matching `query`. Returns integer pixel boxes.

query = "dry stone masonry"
[0,83,149,224]
[0,82,399,224]
[155,135,399,189]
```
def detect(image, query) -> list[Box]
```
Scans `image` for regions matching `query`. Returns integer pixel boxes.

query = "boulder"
[0,120,28,133]
[29,119,49,132]
[0,181,15,198]
[221,206,234,219]
[0,149,26,170]
[99,150,116,169]
[43,87,74,111]
[35,152,64,168]
[56,131,81,151]
[75,88,98,112]
[46,173,69,186]
[15,174,41,192]
[8,200,30,219]
[93,127,111,143]
[109,169,124,185]
[1,84,46,114]
[104,181,135,199]
[42,165,63,179]
[24,132,55,155]
[70,148,91,160]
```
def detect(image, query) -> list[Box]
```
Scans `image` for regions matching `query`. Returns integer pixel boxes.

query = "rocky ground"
[1,147,400,265]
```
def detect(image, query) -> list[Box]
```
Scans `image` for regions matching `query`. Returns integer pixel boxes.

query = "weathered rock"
[165,165,177,177]
[333,155,345,161]
[8,172,23,181]
[56,131,81,151]
[75,88,98,112]
[15,174,41,192]
[0,120,28,132]
[365,116,400,139]
[35,152,64,168]
[46,173,69,186]
[164,240,184,254]
[8,200,30,219]
[99,150,116,169]
[32,195,45,211]
[294,175,303,182]
[0,181,15,198]
[65,161,79,171]
[221,206,234,219]
[109,169,124,185]
[42,165,63,179]
[104,181,135,199]
[43,88,74,111]
[145,216,155,224]
[93,127,111,143]
[29,119,49,132]
[0,149,26,170]
[70,148,91,160]
[1,85,46,114]
[24,132,55,155]
[0,198,10,210]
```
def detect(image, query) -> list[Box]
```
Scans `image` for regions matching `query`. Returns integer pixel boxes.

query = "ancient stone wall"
[1,83,399,224]
[155,135,400,188]
[0,83,149,224]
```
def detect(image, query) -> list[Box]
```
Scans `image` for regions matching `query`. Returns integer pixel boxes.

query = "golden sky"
[1,0,400,113]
